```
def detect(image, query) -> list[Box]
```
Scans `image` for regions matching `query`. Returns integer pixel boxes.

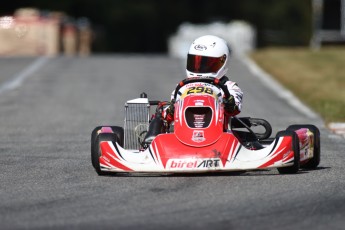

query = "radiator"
[124,98,150,150]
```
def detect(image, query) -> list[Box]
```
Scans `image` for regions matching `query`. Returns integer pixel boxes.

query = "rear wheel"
[287,124,320,169]
[277,130,300,174]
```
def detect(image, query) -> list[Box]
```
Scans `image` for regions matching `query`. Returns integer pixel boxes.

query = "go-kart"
[91,77,320,175]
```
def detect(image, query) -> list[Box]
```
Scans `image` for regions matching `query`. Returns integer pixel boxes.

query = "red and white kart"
[91,77,320,175]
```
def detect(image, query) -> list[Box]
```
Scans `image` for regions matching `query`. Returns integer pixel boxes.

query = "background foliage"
[2,0,311,52]
[252,47,345,123]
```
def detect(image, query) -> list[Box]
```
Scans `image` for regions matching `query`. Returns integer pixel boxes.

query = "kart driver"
[144,35,243,144]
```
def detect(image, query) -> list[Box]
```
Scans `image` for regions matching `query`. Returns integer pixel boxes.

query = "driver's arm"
[224,81,243,116]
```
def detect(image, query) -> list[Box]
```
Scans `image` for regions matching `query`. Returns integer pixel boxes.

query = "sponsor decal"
[167,158,221,169]
[194,99,204,106]
[194,44,207,51]
[180,85,217,99]
[192,130,205,142]
[283,152,290,159]
[193,115,205,128]
[198,159,220,168]
[186,86,214,95]
[102,155,110,162]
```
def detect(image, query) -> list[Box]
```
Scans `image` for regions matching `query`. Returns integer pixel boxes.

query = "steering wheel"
[172,77,231,101]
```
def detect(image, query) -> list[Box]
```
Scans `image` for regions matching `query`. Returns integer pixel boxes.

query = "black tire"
[91,126,124,168]
[287,124,320,169]
[109,126,124,147]
[91,132,119,175]
[277,130,300,174]
[91,126,103,169]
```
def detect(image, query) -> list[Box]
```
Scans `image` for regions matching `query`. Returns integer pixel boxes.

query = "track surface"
[0,56,344,229]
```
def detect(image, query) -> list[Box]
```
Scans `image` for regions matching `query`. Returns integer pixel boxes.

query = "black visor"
[187,54,226,74]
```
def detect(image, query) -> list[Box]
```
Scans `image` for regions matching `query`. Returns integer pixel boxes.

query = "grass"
[251,47,345,123]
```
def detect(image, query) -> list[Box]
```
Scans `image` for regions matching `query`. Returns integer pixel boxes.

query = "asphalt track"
[0,55,344,230]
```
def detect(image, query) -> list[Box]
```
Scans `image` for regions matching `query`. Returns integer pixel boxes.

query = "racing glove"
[165,101,175,123]
[223,95,238,114]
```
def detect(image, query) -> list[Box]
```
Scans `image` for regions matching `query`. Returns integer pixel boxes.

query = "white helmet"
[186,35,230,79]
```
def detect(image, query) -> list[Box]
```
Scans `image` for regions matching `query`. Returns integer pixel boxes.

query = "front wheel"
[91,126,124,168]
[91,132,119,175]
[277,130,300,174]
[109,126,124,147]
[91,126,103,169]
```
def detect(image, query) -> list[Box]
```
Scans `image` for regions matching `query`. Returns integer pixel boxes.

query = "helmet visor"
[187,54,226,74]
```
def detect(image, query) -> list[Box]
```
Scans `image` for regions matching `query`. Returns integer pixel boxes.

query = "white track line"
[0,56,49,95]
[240,55,319,119]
